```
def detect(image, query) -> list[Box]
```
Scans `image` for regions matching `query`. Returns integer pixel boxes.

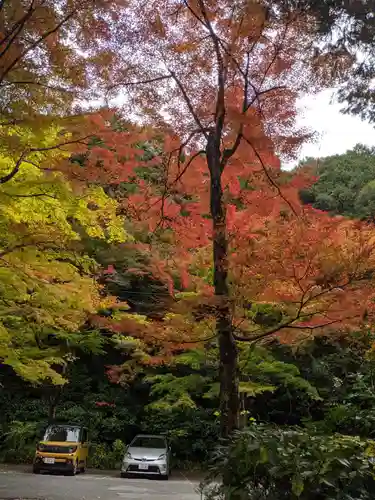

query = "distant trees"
[298,145,375,219]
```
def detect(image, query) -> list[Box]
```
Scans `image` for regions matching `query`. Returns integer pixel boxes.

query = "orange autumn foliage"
[42,1,375,429]
[77,113,375,351]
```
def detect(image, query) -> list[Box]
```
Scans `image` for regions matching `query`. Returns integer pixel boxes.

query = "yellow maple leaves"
[0,124,130,384]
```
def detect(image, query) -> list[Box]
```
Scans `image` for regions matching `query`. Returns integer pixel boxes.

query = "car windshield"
[130,436,166,449]
[43,425,81,443]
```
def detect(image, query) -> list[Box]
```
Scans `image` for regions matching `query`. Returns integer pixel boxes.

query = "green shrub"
[0,420,40,464]
[203,423,375,500]
[88,439,126,470]
[140,407,219,467]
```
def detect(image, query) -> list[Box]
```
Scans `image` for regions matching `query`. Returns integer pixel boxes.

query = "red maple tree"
[60,1,375,439]
[74,110,375,439]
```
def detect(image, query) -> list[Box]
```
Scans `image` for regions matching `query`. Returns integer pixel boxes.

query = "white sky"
[105,85,375,171]
[287,88,375,168]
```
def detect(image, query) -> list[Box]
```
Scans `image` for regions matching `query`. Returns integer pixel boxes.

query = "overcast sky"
[287,88,375,168]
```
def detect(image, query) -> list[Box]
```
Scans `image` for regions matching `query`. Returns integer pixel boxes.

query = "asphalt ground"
[0,466,204,500]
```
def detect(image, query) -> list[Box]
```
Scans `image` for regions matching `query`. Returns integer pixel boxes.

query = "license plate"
[43,457,55,464]
[138,463,148,470]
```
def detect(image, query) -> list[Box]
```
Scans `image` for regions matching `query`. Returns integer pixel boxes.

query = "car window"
[130,436,166,448]
[43,425,81,442]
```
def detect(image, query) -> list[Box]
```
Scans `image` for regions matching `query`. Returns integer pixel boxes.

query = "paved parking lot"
[0,468,203,500]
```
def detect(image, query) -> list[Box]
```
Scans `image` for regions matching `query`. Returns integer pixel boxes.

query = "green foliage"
[83,237,172,319]
[0,125,129,384]
[2,333,375,472]
[140,407,219,467]
[89,439,126,470]
[244,303,284,327]
[203,424,375,500]
[238,344,321,401]
[298,145,375,218]
[145,373,209,410]
[0,421,40,464]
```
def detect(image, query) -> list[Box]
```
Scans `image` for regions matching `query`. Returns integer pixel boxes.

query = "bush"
[203,423,375,500]
[0,420,40,464]
[140,407,219,468]
[88,439,126,470]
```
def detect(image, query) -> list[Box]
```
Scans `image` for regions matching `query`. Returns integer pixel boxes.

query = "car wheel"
[32,466,40,474]
[120,472,128,478]
[161,473,169,481]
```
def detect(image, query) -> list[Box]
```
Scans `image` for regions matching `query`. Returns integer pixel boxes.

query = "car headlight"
[68,446,77,453]
[125,452,132,460]
[158,453,166,460]
[37,443,46,452]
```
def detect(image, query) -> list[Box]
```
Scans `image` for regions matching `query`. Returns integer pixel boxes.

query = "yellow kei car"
[33,424,89,475]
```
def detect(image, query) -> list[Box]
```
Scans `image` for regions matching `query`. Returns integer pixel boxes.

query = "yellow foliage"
[0,124,130,384]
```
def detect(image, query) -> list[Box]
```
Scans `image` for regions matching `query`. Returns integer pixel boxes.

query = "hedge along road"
[0,467,203,500]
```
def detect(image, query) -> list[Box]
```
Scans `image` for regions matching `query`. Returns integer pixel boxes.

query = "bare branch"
[257,19,291,94]
[0,118,28,127]
[108,74,172,92]
[233,267,372,344]
[152,149,205,232]
[29,136,91,153]
[0,152,26,184]
[221,131,243,170]
[175,129,204,174]
[0,135,92,184]
[233,316,353,343]
[197,0,226,135]
[182,0,208,30]
[169,70,208,138]
[0,0,36,55]
[173,149,205,185]
[1,191,57,199]
[242,134,298,216]
[0,240,60,259]
[218,21,285,170]
[0,7,79,83]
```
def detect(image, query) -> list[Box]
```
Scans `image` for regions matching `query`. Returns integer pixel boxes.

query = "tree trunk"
[47,358,67,423]
[207,133,239,439]
[48,386,61,423]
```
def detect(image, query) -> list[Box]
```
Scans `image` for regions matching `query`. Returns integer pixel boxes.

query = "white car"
[121,434,171,480]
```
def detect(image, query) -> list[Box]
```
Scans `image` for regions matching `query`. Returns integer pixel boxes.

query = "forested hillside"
[299,145,375,219]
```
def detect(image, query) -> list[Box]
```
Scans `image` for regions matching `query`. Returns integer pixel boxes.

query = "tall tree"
[77,115,375,444]
[104,0,324,438]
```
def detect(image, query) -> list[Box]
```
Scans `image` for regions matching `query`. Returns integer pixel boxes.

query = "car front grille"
[127,465,160,473]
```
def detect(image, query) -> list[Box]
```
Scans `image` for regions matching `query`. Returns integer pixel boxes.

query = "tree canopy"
[0,123,128,384]
[299,145,375,219]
